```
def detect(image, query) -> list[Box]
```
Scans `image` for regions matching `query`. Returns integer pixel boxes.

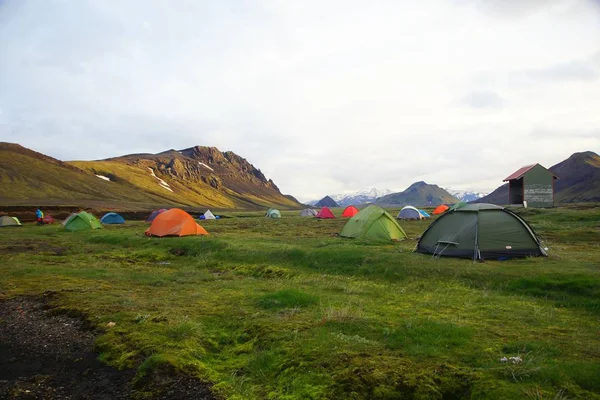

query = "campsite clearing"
[1,206,599,399]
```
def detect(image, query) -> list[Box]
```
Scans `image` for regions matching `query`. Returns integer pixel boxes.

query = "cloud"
[1,0,600,201]
[522,60,598,82]
[459,91,504,109]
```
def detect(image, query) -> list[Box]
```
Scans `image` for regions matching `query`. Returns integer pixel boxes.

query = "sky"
[1,0,599,202]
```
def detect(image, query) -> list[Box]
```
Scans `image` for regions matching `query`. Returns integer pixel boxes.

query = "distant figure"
[35,208,44,225]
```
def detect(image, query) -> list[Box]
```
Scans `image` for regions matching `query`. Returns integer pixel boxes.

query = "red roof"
[503,163,558,181]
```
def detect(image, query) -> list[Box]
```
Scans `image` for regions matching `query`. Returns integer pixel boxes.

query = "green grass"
[1,206,600,399]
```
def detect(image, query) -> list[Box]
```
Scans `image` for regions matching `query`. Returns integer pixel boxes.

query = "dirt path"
[0,294,216,399]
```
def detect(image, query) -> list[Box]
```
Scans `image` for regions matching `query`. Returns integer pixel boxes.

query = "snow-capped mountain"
[309,188,393,207]
[446,189,488,203]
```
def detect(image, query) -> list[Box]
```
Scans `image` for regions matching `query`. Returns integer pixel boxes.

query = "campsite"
[2,2,600,398]
[1,205,599,399]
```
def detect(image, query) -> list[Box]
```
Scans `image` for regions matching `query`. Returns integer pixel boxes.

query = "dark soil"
[0,293,216,399]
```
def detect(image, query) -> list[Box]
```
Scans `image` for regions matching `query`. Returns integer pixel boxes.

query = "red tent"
[432,205,449,215]
[341,206,359,217]
[42,215,55,224]
[316,207,335,219]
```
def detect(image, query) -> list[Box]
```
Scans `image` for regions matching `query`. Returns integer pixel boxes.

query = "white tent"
[397,206,422,220]
[299,208,318,217]
[204,210,216,220]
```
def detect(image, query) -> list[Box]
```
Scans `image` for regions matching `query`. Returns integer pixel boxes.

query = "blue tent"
[101,212,125,224]
[419,210,430,218]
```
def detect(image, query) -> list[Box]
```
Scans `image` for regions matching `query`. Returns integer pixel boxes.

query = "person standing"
[36,208,44,225]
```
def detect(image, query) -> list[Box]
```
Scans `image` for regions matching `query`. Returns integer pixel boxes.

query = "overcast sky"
[1,0,599,201]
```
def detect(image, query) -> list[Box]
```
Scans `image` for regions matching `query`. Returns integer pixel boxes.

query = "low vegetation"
[1,206,599,399]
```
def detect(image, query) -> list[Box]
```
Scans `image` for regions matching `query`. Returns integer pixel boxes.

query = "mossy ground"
[1,206,599,399]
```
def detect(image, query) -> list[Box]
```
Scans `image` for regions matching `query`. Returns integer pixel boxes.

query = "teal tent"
[265,209,281,218]
[101,212,125,224]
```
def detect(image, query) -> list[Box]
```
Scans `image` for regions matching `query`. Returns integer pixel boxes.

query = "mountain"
[307,188,392,207]
[477,151,600,205]
[314,195,339,208]
[552,151,600,203]
[475,184,508,205]
[0,142,300,210]
[376,181,460,207]
[446,189,488,203]
[331,188,393,207]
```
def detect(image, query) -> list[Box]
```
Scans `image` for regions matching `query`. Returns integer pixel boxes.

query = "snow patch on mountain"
[198,162,214,172]
[309,188,393,207]
[95,175,111,182]
[446,189,488,202]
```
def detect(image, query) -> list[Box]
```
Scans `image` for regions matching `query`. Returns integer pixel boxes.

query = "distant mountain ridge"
[477,151,600,205]
[314,195,339,208]
[376,181,460,207]
[308,188,392,207]
[0,142,300,209]
[446,189,488,202]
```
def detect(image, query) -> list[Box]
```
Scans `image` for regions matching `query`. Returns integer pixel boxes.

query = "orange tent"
[432,205,449,215]
[145,208,209,237]
[316,207,335,219]
[342,205,359,217]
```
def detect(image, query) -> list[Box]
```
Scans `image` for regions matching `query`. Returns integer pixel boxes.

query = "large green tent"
[0,216,22,227]
[340,205,407,241]
[64,211,102,232]
[416,203,546,260]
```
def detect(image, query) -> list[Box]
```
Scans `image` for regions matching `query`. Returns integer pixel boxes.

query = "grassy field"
[1,206,599,399]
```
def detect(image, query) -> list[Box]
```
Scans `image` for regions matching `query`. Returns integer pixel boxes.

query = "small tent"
[62,212,78,226]
[64,212,102,232]
[316,207,335,219]
[432,205,449,215]
[300,208,318,217]
[146,209,167,223]
[342,205,359,218]
[340,205,407,241]
[203,210,216,220]
[101,212,125,224]
[397,206,422,220]
[419,210,430,218]
[417,203,547,260]
[42,215,55,224]
[0,216,22,227]
[146,208,209,237]
[265,209,281,218]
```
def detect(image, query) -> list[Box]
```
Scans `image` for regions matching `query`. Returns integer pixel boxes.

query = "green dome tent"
[0,216,22,227]
[265,209,281,218]
[340,205,407,241]
[64,211,102,232]
[416,203,546,260]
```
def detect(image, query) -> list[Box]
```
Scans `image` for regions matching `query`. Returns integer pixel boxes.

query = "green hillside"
[0,143,300,210]
[0,143,174,209]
